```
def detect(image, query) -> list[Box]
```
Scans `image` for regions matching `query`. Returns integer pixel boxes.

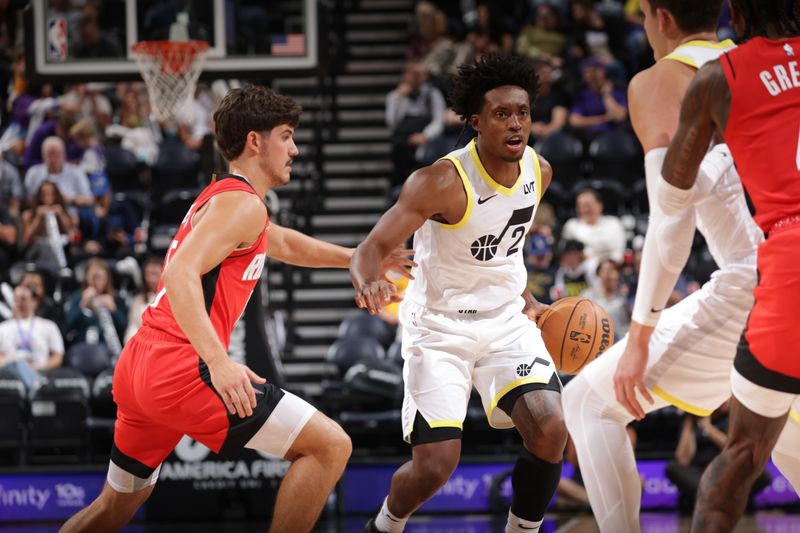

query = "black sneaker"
[364,517,383,533]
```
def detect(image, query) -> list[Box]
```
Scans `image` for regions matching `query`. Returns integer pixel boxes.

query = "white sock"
[374,497,408,533]
[506,510,542,533]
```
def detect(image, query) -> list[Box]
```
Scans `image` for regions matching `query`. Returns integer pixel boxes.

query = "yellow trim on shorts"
[468,139,523,196]
[439,155,474,230]
[405,418,463,438]
[651,386,713,417]
[428,419,464,430]
[790,410,800,424]
[487,376,550,417]
[529,146,542,204]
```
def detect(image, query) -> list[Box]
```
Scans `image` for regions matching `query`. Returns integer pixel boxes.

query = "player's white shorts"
[731,369,800,419]
[581,268,753,417]
[399,299,558,444]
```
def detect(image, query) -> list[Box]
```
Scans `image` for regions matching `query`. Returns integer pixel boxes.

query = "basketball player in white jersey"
[562,1,800,531]
[351,54,564,533]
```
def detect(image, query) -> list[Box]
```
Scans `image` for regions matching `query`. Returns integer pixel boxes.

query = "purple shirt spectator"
[23,119,82,169]
[570,87,627,134]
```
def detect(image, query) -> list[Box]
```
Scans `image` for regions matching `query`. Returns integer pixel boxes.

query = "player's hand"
[207,357,267,418]
[614,339,655,421]
[354,280,398,315]
[524,299,550,322]
[380,247,416,280]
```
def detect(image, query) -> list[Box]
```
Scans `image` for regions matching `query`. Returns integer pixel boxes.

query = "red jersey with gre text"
[720,36,800,234]
[141,174,269,348]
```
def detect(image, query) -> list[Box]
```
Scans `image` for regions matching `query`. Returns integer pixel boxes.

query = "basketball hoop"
[131,40,209,123]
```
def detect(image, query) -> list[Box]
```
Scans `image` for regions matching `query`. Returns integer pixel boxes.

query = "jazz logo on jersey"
[470,205,534,261]
[242,253,266,281]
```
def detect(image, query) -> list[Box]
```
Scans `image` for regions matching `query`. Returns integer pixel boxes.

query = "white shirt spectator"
[0,316,64,369]
[562,215,626,263]
[24,161,92,199]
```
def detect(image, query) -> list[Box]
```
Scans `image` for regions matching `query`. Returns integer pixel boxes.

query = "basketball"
[537,296,614,374]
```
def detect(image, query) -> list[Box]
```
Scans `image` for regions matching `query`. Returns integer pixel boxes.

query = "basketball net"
[131,40,209,123]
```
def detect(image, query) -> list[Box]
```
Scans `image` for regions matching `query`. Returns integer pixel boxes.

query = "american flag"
[271,34,305,56]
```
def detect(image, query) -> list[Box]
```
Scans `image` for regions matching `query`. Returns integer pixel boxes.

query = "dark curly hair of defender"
[213,85,302,161]
[449,54,541,121]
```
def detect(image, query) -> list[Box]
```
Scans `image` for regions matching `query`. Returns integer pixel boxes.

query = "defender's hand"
[354,280,399,315]
[207,358,266,418]
[614,341,655,421]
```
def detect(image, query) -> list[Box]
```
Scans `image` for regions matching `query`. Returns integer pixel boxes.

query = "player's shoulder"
[629,60,690,99]
[406,158,463,192]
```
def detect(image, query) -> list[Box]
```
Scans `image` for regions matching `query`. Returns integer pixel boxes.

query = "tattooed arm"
[661,60,732,190]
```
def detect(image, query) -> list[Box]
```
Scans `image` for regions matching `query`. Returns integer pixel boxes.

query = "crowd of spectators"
[386,0,735,339]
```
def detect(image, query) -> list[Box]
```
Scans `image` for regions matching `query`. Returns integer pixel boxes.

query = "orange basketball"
[536,296,614,374]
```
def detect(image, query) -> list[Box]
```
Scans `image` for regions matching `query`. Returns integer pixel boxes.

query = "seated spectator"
[64,258,127,349]
[177,85,215,151]
[72,9,123,59]
[0,202,17,278]
[666,403,771,513]
[59,83,113,135]
[23,107,81,170]
[566,0,628,75]
[124,256,162,343]
[466,3,514,55]
[552,239,598,299]
[21,181,75,269]
[0,153,24,217]
[0,285,64,388]
[525,233,557,305]
[562,188,626,263]
[581,259,630,338]
[386,61,446,186]
[24,136,93,211]
[530,60,570,143]
[515,4,567,63]
[20,270,64,326]
[568,57,628,144]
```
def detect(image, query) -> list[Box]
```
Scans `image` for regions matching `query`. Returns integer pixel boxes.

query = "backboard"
[26,0,320,82]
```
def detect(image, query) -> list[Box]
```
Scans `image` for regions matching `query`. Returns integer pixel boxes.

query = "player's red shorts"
[735,223,800,393]
[111,326,283,478]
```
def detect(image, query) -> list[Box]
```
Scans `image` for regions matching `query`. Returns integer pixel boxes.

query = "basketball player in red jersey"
[61,86,413,533]
[659,1,800,530]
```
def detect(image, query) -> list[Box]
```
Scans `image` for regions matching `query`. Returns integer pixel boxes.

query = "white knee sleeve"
[563,374,642,533]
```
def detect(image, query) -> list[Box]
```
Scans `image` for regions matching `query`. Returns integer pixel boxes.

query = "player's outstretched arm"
[267,223,353,268]
[661,61,731,199]
[161,191,267,418]
[350,160,465,314]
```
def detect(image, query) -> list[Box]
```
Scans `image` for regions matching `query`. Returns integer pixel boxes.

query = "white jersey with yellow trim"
[662,38,736,69]
[405,138,542,313]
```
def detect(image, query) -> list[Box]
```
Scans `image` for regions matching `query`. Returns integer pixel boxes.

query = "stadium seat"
[588,128,644,185]
[572,178,630,216]
[88,368,116,463]
[149,188,200,251]
[325,336,385,377]
[104,144,142,192]
[151,138,201,196]
[386,340,403,367]
[28,368,90,464]
[535,131,585,190]
[65,343,112,378]
[337,313,396,348]
[0,368,27,465]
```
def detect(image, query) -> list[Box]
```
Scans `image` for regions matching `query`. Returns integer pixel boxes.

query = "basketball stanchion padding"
[537,296,614,374]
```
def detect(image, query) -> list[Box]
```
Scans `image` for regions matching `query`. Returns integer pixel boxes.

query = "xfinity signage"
[0,473,105,521]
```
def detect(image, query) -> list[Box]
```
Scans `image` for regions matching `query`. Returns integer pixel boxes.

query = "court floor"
[4,512,800,532]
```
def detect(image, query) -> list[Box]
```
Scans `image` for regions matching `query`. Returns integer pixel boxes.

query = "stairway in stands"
[269,0,413,400]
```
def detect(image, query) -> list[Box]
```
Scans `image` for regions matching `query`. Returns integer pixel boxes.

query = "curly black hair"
[449,54,541,121]
[730,0,800,40]
[213,85,302,161]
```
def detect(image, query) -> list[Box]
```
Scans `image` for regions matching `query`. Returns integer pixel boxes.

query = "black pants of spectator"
[390,115,430,188]
[666,460,772,512]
